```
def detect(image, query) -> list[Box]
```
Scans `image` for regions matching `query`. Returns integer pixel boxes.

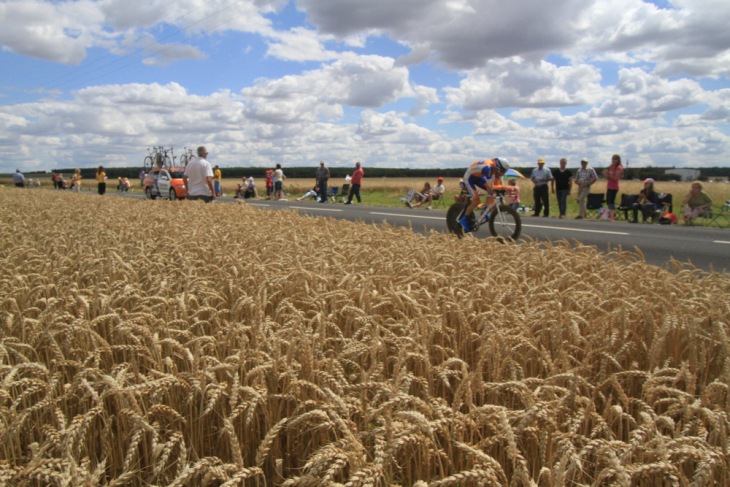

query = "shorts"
[465,175,488,198]
[274,181,282,192]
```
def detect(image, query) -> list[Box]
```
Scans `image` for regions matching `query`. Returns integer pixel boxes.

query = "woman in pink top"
[345,161,364,204]
[603,154,623,221]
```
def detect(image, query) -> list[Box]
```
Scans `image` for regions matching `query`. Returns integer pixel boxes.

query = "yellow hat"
[537,158,545,164]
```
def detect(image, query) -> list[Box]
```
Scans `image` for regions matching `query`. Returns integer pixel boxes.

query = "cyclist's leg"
[465,176,486,215]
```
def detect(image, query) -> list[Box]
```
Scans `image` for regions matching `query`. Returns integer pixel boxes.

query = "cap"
[643,178,655,184]
[537,158,545,164]
[581,158,588,163]
[437,176,444,181]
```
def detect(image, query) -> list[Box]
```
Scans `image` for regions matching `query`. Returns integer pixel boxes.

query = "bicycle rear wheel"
[163,155,172,168]
[143,156,153,172]
[488,205,521,241]
[446,202,466,238]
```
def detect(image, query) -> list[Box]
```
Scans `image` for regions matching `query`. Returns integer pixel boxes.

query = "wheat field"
[1,188,729,486]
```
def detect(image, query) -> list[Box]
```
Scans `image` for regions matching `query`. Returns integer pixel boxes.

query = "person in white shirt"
[530,158,554,217]
[412,177,446,209]
[183,146,215,203]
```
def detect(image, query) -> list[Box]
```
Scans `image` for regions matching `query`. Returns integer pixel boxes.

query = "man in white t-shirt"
[412,176,446,210]
[183,146,215,203]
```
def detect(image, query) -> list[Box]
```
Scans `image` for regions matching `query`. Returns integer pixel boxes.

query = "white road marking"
[372,211,630,235]
[523,224,629,235]
[290,206,343,212]
[371,211,443,220]
[714,240,730,245]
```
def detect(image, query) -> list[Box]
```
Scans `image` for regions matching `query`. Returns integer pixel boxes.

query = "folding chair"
[336,184,350,202]
[327,186,339,202]
[709,201,730,227]
[432,191,447,208]
[616,194,639,221]
[586,193,606,218]
[657,193,673,213]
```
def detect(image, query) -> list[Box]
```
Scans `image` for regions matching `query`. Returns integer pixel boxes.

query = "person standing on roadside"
[345,161,364,204]
[12,169,25,188]
[602,154,623,221]
[550,158,572,218]
[274,163,286,200]
[96,166,107,195]
[316,160,330,203]
[530,158,553,217]
[574,158,597,219]
[71,168,82,192]
[213,165,223,197]
[183,146,216,203]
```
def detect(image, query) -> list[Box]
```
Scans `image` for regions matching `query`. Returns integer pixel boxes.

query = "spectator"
[245,177,257,198]
[12,169,25,188]
[316,160,330,203]
[506,178,521,209]
[602,154,623,221]
[574,158,597,219]
[273,164,286,200]
[345,161,364,204]
[51,172,59,189]
[405,181,431,208]
[550,158,572,218]
[530,158,553,217]
[213,165,222,197]
[96,166,107,195]
[235,177,247,198]
[265,169,274,199]
[413,177,446,209]
[632,178,660,223]
[183,146,215,203]
[71,168,82,192]
[297,183,320,201]
[139,169,146,188]
[682,181,713,225]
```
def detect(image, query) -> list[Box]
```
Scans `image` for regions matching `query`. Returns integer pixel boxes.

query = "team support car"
[143,167,188,200]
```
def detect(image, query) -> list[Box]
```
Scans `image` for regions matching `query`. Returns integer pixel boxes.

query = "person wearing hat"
[530,158,554,217]
[412,176,446,209]
[632,178,660,223]
[574,158,598,219]
[315,160,330,203]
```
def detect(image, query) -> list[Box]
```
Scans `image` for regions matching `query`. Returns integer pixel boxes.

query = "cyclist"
[459,158,510,232]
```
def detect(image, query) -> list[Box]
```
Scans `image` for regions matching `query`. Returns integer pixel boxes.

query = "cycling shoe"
[458,215,472,232]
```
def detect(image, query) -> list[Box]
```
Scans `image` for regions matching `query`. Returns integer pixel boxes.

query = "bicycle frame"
[473,193,507,231]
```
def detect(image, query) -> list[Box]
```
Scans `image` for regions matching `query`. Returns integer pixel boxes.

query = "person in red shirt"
[345,161,364,204]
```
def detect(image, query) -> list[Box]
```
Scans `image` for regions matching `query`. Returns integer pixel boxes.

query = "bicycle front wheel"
[446,202,466,238]
[488,205,522,241]
[143,156,153,172]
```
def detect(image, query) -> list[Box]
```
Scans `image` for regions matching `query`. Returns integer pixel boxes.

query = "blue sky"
[0,0,728,172]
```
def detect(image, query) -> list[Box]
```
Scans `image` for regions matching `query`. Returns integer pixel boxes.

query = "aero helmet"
[494,157,510,172]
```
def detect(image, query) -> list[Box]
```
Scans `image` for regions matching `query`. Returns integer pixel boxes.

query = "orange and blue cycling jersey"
[463,159,505,197]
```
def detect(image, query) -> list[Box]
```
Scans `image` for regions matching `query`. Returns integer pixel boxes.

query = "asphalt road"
[119,192,730,272]
[245,199,730,273]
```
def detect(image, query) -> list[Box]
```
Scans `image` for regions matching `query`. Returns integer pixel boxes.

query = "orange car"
[143,167,187,200]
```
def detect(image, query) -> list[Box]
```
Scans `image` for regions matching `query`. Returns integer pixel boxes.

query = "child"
[506,179,520,209]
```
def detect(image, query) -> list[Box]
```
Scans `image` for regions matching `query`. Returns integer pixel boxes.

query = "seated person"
[297,183,320,201]
[405,182,431,207]
[413,177,446,209]
[244,177,257,198]
[235,177,250,198]
[506,178,520,209]
[632,178,660,223]
[682,181,713,225]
